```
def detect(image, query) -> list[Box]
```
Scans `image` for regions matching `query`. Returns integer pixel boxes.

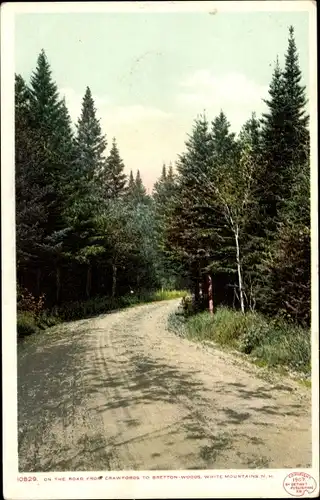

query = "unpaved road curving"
[18,300,312,472]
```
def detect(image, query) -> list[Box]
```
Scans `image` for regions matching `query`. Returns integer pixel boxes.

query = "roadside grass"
[168,304,311,376]
[17,289,187,340]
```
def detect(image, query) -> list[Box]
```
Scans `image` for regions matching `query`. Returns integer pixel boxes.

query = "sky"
[15,6,310,191]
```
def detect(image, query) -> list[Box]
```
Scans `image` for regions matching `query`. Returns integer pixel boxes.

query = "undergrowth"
[168,301,311,375]
[17,289,187,339]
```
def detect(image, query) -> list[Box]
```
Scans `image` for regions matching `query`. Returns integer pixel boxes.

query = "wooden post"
[208,274,214,315]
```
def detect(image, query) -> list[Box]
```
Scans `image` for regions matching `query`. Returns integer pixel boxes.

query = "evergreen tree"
[101,137,127,199]
[127,169,149,205]
[257,27,310,315]
[237,113,265,309]
[65,87,108,298]
[15,74,47,274]
[258,57,288,236]
[127,170,135,194]
[207,111,240,306]
[74,86,107,182]
[29,49,63,140]
[153,164,166,206]
[260,161,310,325]
[259,27,308,233]
[135,170,147,199]
[239,112,261,155]
[283,25,309,168]
[21,51,75,302]
[161,163,167,180]
[28,50,75,191]
[152,163,180,289]
[211,110,238,166]
[165,114,216,302]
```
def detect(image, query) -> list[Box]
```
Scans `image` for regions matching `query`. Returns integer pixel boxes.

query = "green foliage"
[173,306,310,374]
[251,318,311,373]
[152,289,187,301]
[101,137,127,199]
[16,26,310,341]
[74,86,107,181]
[165,113,216,277]
[162,27,310,324]
[49,289,187,322]
[180,294,195,316]
[259,26,309,235]
[187,307,255,347]
[126,169,150,205]
[17,311,39,338]
[167,311,186,338]
[153,163,177,211]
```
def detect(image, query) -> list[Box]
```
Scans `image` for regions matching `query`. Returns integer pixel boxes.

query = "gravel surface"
[18,299,312,472]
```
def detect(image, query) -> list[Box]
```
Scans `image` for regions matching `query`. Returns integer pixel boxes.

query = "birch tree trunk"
[235,225,245,313]
[207,274,214,315]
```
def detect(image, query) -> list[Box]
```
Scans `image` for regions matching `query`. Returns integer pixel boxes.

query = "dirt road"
[18,300,312,472]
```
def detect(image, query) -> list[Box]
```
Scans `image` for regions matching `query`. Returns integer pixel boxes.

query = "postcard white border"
[1,1,318,499]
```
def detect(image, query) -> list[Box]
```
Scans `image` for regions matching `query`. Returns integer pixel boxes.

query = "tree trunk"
[56,265,61,304]
[36,268,41,297]
[112,264,117,298]
[235,226,245,313]
[201,279,206,301]
[193,278,200,305]
[207,274,214,315]
[86,265,92,299]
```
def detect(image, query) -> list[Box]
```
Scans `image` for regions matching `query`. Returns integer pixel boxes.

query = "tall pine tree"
[75,86,107,182]
[64,87,108,298]
[23,51,75,302]
[101,137,127,199]
[165,114,215,303]
[283,25,309,169]
[15,74,47,278]
[127,169,149,205]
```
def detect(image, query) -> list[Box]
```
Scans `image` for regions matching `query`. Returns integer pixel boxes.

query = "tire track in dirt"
[95,306,225,470]
[18,300,312,472]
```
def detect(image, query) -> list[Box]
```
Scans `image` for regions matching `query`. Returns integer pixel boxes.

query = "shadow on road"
[18,321,308,472]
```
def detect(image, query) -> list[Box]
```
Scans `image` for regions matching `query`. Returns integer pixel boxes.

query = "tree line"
[15,26,310,327]
[158,26,310,326]
[15,50,181,308]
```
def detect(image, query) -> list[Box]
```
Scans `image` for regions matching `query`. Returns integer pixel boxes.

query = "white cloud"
[58,71,270,191]
[58,87,175,189]
[110,105,172,124]
[177,69,269,132]
[60,87,171,125]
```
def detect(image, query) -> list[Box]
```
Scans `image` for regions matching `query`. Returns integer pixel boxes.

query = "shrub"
[37,312,61,329]
[251,319,311,374]
[51,289,187,324]
[184,312,214,341]
[177,305,311,375]
[153,289,188,301]
[167,311,186,337]
[238,315,270,354]
[17,286,45,318]
[180,294,199,316]
[17,311,39,338]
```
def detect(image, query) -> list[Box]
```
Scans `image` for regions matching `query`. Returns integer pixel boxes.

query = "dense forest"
[16,25,310,330]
